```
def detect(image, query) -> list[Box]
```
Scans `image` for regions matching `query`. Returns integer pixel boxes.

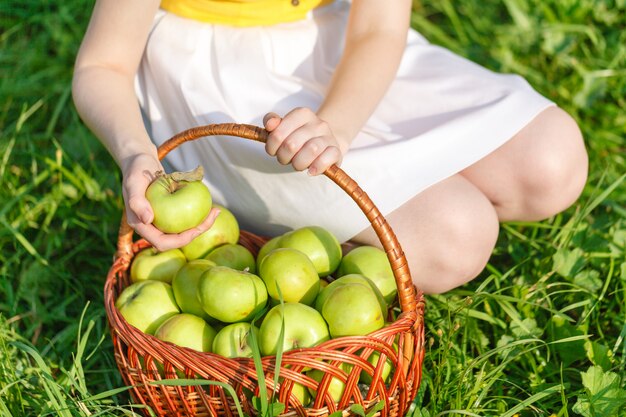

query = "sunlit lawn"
[1,1,625,416]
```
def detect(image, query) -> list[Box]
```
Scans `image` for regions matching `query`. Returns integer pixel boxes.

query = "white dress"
[136,0,555,243]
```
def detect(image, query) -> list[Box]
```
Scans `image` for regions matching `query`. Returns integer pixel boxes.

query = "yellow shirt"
[160,0,335,27]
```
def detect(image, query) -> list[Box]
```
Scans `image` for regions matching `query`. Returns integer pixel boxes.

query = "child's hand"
[263,108,347,176]
[121,153,220,252]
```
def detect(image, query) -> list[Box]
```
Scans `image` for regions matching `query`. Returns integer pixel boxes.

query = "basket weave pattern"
[104,124,426,417]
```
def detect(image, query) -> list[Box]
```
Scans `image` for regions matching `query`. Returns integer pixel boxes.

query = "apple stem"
[152,166,205,194]
[164,175,186,194]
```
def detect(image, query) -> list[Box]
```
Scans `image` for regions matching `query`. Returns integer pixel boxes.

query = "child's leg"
[351,174,500,294]
[351,107,588,294]
[461,106,588,221]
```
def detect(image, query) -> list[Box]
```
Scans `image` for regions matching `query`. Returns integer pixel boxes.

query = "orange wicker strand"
[104,123,426,417]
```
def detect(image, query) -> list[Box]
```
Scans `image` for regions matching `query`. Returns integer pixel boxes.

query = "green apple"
[130,247,187,284]
[320,282,385,338]
[278,379,311,407]
[145,168,212,234]
[115,280,180,334]
[181,204,240,260]
[253,378,311,407]
[198,266,267,323]
[277,226,342,277]
[337,246,397,305]
[154,313,217,352]
[288,381,311,407]
[259,303,330,356]
[359,343,397,384]
[172,259,216,321]
[259,248,320,305]
[256,235,282,269]
[204,243,256,273]
[212,322,258,358]
[306,362,353,403]
[315,274,387,316]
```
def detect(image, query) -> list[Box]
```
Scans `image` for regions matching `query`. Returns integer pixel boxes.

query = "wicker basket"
[104,123,426,417]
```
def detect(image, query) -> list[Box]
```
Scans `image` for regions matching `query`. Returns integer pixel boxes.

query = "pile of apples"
[115,169,399,401]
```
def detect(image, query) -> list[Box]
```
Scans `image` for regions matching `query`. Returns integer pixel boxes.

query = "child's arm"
[72,0,219,251]
[264,0,412,175]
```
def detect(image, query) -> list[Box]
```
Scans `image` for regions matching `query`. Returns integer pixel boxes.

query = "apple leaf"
[572,366,626,417]
[169,165,204,182]
[328,412,343,417]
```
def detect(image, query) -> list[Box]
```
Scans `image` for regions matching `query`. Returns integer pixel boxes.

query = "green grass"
[1,0,625,416]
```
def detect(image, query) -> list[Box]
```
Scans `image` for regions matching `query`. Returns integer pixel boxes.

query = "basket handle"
[115,123,419,314]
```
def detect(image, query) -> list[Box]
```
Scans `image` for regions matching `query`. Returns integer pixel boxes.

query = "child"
[72,0,588,293]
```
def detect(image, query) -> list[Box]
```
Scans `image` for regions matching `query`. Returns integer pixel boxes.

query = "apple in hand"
[115,280,180,334]
[172,259,216,321]
[154,313,217,352]
[212,322,259,358]
[319,282,385,338]
[145,166,212,234]
[198,266,267,323]
[181,204,240,260]
[336,245,397,305]
[277,226,342,277]
[205,243,256,273]
[315,274,387,316]
[259,303,330,356]
[259,248,320,305]
[130,247,187,284]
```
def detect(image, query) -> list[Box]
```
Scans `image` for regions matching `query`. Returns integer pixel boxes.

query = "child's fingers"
[196,207,221,232]
[289,136,329,171]
[275,125,321,165]
[307,146,343,176]
[263,112,282,131]
[264,107,343,174]
[131,207,221,252]
[127,195,153,224]
[124,180,154,224]
[265,108,315,156]
[121,155,162,224]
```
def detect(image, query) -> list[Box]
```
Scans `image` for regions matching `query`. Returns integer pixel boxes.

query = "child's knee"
[413,202,499,294]
[521,108,588,219]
